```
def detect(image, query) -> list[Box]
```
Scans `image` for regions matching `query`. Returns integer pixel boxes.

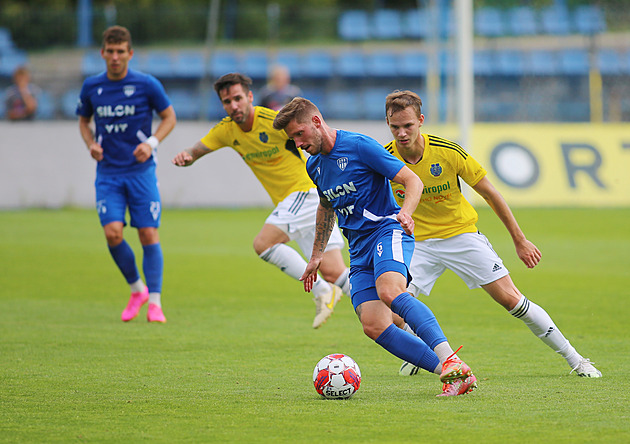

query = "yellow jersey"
[200,106,314,205]
[385,134,487,241]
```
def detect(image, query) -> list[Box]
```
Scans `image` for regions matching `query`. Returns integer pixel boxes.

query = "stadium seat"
[525,50,561,76]
[300,87,326,113]
[0,50,28,77]
[324,89,362,119]
[81,51,104,76]
[168,89,201,120]
[241,50,268,80]
[402,8,430,40]
[398,50,427,77]
[61,89,81,118]
[35,90,56,120]
[335,50,366,79]
[559,49,589,75]
[506,6,539,36]
[474,50,495,76]
[0,98,5,119]
[274,50,302,79]
[573,5,606,35]
[144,51,176,79]
[0,27,14,54]
[174,51,205,79]
[206,90,226,121]
[474,7,506,38]
[494,50,525,76]
[338,10,370,41]
[209,51,239,79]
[372,9,403,40]
[301,50,334,79]
[597,49,621,75]
[439,50,456,76]
[557,100,589,122]
[365,51,398,78]
[362,88,390,120]
[541,5,571,35]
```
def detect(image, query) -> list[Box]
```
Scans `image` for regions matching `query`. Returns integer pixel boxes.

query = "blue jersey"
[306,130,406,259]
[76,69,171,175]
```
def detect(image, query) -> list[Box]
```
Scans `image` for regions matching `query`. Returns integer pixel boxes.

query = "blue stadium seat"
[573,5,606,35]
[335,50,366,79]
[494,50,525,76]
[35,90,56,120]
[209,51,239,79]
[301,50,334,79]
[325,89,362,119]
[559,49,589,75]
[506,6,539,36]
[206,91,226,121]
[365,51,398,78]
[474,50,495,76]
[525,50,560,76]
[168,89,201,120]
[174,51,205,79]
[541,5,571,35]
[61,89,81,118]
[475,7,506,38]
[81,51,104,76]
[362,88,390,120]
[144,51,176,79]
[597,49,621,75]
[338,10,370,41]
[241,50,268,80]
[0,27,14,54]
[402,8,430,39]
[274,50,302,79]
[0,97,5,118]
[557,101,589,122]
[439,50,456,76]
[0,50,28,77]
[620,50,630,75]
[300,87,326,113]
[398,50,427,77]
[372,9,403,40]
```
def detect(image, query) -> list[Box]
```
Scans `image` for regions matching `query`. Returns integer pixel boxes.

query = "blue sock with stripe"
[391,292,447,349]
[108,240,140,284]
[142,243,163,294]
[375,324,440,372]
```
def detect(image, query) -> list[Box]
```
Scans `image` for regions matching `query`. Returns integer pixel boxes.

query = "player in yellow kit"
[384,90,601,378]
[172,73,348,328]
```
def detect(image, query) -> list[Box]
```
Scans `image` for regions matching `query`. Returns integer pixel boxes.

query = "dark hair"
[102,25,132,49]
[273,97,319,131]
[213,72,253,97]
[385,90,423,118]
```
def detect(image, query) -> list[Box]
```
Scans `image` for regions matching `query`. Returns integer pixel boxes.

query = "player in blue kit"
[77,26,176,323]
[273,97,477,397]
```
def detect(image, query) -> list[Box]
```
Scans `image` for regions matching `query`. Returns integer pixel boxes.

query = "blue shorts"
[95,167,161,228]
[348,226,414,310]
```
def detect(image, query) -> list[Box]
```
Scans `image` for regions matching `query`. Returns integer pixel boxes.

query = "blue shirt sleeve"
[358,137,405,180]
[146,74,171,113]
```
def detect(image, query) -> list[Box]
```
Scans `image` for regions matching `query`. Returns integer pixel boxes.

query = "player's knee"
[362,322,383,340]
[253,236,272,256]
[103,227,123,246]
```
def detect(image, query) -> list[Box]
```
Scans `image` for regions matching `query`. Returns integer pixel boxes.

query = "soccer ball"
[313,353,361,399]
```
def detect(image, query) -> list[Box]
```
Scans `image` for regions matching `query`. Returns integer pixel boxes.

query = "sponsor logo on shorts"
[150,201,161,221]
[492,263,502,272]
[376,242,383,257]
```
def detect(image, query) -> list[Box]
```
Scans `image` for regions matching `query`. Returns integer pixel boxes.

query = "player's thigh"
[253,223,291,254]
[440,232,509,289]
[126,170,161,229]
[355,299,394,339]
[95,174,128,227]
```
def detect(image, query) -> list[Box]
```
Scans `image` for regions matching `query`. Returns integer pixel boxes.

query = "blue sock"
[375,324,440,372]
[142,243,163,294]
[391,293,447,349]
[108,240,140,284]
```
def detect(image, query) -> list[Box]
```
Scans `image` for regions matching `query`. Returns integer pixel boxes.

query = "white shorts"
[407,231,510,297]
[265,188,345,259]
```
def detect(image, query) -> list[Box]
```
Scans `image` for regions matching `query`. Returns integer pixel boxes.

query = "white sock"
[312,279,333,298]
[149,292,161,307]
[334,268,351,296]
[509,295,581,368]
[130,279,145,293]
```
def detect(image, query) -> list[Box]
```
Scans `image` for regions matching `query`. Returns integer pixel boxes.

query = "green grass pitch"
[1,207,629,443]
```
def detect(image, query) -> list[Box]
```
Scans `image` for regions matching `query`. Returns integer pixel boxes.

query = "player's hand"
[89,142,104,161]
[516,239,541,268]
[172,151,194,167]
[133,142,152,163]
[397,211,415,235]
[300,257,322,293]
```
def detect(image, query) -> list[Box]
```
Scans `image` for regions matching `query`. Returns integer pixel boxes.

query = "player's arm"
[472,176,541,268]
[171,140,213,167]
[78,115,103,161]
[301,197,335,292]
[391,165,423,235]
[134,105,177,163]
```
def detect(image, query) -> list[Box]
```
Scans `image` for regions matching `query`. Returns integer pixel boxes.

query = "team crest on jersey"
[430,163,443,177]
[337,157,348,171]
[123,85,136,97]
[259,132,269,143]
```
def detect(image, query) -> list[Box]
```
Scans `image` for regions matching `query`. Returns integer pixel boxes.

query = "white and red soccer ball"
[313,353,361,399]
